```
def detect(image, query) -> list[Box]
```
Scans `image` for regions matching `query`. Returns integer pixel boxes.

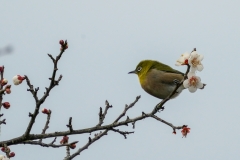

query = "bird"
[128,60,185,99]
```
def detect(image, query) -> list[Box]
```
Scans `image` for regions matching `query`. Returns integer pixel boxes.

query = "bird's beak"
[128,70,136,74]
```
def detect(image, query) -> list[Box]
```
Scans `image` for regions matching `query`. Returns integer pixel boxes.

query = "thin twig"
[20,140,78,148]
[0,119,6,125]
[25,76,39,102]
[96,100,112,127]
[39,110,52,143]
[67,117,73,132]
[66,130,108,160]
[110,128,134,139]
[151,115,183,132]
[0,66,5,112]
[114,96,141,123]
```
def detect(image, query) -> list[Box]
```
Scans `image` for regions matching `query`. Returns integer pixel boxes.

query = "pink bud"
[1,147,10,153]
[5,85,11,89]
[6,88,11,94]
[42,108,50,114]
[0,66,3,72]
[1,79,8,86]
[17,75,25,81]
[69,143,76,149]
[59,40,64,45]
[60,136,69,144]
[9,152,15,157]
[2,102,10,109]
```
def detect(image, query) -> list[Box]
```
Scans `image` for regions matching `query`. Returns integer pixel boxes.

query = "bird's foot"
[156,106,164,112]
[173,79,180,85]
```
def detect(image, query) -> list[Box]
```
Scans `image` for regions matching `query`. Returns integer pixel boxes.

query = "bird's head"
[128,60,156,78]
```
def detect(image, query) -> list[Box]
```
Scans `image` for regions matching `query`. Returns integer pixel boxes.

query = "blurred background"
[1,1,240,159]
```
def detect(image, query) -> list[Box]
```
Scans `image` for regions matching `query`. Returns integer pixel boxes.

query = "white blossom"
[183,72,204,93]
[175,52,190,66]
[188,51,204,72]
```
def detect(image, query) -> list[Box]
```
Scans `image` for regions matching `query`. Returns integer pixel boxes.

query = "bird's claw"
[173,79,180,85]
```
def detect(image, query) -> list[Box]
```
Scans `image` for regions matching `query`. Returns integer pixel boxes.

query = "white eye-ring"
[137,67,142,72]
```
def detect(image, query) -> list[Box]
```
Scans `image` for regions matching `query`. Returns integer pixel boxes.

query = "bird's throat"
[138,74,147,86]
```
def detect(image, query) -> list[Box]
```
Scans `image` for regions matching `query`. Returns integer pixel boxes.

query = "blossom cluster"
[0,74,25,111]
[174,50,205,137]
[175,51,205,93]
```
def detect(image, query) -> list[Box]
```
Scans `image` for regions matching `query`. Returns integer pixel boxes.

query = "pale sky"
[1,1,240,160]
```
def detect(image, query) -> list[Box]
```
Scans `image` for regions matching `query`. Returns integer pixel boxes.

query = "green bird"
[129,60,185,99]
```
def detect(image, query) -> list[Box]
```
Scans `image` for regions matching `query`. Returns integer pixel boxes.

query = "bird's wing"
[160,71,184,85]
[163,68,184,75]
[150,69,184,85]
[151,61,184,75]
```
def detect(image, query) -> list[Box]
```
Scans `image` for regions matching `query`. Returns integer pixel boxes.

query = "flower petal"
[176,53,190,66]
[197,82,204,89]
[197,64,204,71]
[183,80,190,88]
[190,67,197,72]
[195,76,201,82]
[182,52,190,58]
[187,72,196,78]
[198,54,204,61]
[175,57,185,65]
[190,51,198,58]
[175,61,182,66]
[188,86,197,93]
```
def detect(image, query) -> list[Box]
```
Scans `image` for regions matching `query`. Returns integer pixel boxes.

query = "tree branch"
[24,45,66,138]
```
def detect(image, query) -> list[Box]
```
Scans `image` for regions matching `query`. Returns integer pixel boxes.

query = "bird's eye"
[137,67,142,72]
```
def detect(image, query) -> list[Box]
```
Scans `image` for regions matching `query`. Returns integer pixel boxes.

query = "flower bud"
[9,152,15,157]
[5,85,11,89]
[181,126,191,138]
[59,40,64,45]
[42,108,50,114]
[1,147,10,153]
[2,102,10,109]
[5,88,11,94]
[60,136,69,144]
[12,75,25,85]
[0,66,4,72]
[69,143,76,149]
[1,79,8,86]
